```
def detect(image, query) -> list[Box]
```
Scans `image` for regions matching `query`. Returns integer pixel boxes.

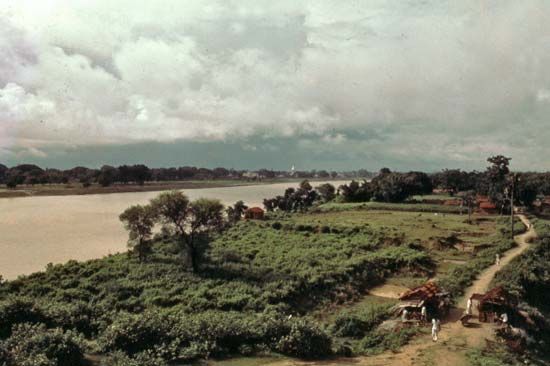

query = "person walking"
[431,318,440,341]
[500,312,509,327]
[466,297,473,315]
[495,253,501,266]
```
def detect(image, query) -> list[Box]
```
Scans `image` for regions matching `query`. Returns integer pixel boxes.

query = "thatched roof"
[399,281,439,302]
[480,286,510,305]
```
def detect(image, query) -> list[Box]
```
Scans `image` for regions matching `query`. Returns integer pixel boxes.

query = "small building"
[244,207,265,220]
[476,196,498,215]
[471,286,514,323]
[397,282,450,320]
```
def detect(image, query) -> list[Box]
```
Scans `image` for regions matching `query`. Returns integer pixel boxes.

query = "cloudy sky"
[1,0,550,171]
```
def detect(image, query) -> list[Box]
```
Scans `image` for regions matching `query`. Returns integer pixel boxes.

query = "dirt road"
[269,215,536,366]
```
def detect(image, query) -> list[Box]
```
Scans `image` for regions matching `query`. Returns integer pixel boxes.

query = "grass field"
[0,205,511,365]
[317,201,465,214]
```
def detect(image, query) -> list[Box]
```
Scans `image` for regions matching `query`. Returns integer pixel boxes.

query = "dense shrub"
[276,321,332,359]
[100,310,298,362]
[0,297,48,339]
[358,326,419,355]
[1,323,84,366]
[99,311,178,359]
[332,303,392,338]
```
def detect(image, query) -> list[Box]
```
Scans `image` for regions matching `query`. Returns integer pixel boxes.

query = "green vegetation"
[437,217,518,300]
[317,201,465,214]
[0,189,516,365]
[0,206,439,364]
[491,218,550,359]
[466,344,524,366]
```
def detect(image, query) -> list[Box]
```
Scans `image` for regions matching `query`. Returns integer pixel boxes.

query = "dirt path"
[270,215,536,366]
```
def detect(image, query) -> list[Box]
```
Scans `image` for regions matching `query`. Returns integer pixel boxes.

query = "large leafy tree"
[150,191,224,271]
[486,155,511,211]
[119,204,156,262]
[316,183,336,203]
[226,200,248,224]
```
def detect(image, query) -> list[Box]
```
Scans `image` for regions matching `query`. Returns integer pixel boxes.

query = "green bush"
[276,320,332,359]
[1,323,84,366]
[0,297,48,339]
[99,311,178,360]
[358,326,419,355]
[332,303,392,338]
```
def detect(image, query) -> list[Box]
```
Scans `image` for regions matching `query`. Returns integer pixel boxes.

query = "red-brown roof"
[246,207,264,213]
[480,202,497,209]
[480,286,509,305]
[399,281,439,301]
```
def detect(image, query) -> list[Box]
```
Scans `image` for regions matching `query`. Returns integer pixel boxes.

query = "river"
[0,181,348,280]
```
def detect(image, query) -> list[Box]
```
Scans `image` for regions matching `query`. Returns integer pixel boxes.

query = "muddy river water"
[0,181,348,279]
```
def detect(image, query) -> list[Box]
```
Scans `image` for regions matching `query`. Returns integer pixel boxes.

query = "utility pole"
[510,173,515,239]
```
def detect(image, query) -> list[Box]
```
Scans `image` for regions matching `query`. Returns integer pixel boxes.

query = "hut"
[477,196,498,215]
[471,286,513,323]
[244,207,265,220]
[397,282,450,320]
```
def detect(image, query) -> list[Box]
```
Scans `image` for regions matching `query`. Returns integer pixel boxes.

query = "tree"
[132,164,152,185]
[338,180,371,202]
[436,169,470,195]
[150,191,224,271]
[515,174,539,207]
[119,205,156,262]
[186,198,224,271]
[98,165,118,187]
[486,155,512,212]
[0,163,7,184]
[150,191,190,236]
[457,190,476,224]
[226,200,248,224]
[316,183,336,203]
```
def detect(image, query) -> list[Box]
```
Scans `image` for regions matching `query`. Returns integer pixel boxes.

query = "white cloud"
[1,0,550,169]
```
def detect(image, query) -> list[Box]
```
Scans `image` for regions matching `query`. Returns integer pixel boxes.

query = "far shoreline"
[0,178,352,200]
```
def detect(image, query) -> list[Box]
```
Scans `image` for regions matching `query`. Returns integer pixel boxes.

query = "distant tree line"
[336,156,550,211]
[260,156,550,213]
[0,163,374,189]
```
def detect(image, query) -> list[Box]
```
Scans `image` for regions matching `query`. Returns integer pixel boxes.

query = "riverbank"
[0,179,345,199]
[0,180,351,279]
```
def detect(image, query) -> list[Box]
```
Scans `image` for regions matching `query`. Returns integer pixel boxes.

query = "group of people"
[401,298,510,343]
[401,306,441,341]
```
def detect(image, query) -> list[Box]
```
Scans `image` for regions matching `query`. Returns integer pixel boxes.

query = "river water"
[0,181,348,279]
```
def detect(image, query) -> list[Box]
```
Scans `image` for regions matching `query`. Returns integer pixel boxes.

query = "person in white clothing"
[431,318,440,341]
[500,313,509,327]
[495,253,501,266]
[466,297,473,315]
